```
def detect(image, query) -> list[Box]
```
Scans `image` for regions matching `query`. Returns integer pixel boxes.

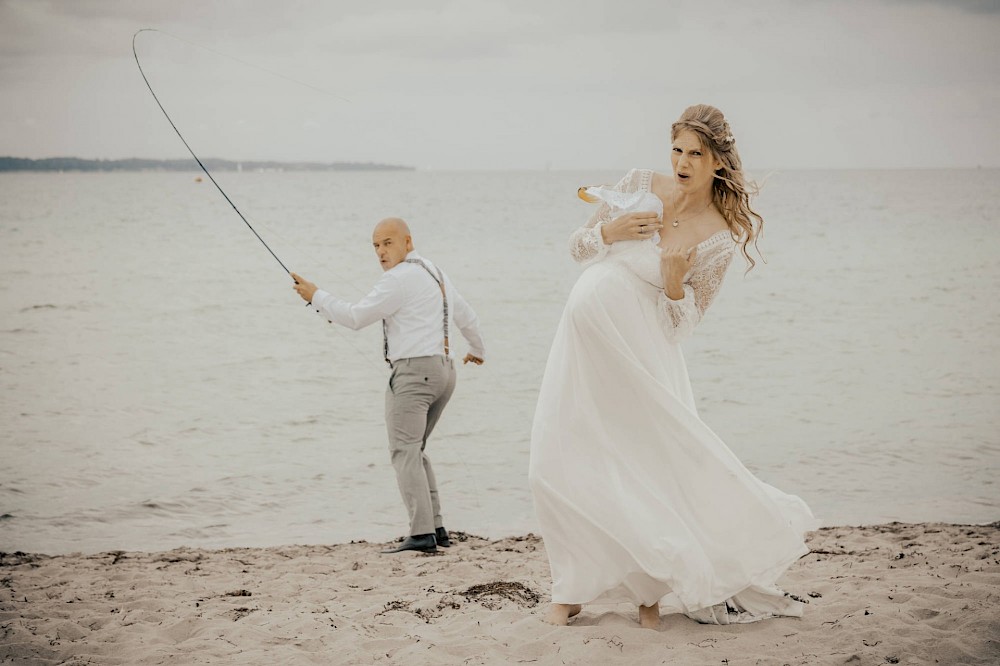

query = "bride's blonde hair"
[671,104,764,270]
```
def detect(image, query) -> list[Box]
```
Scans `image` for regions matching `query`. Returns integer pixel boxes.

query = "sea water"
[1,168,997,554]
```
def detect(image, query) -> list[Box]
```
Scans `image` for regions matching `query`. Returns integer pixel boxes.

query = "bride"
[528,104,819,629]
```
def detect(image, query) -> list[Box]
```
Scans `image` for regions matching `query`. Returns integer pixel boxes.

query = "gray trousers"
[384,355,457,536]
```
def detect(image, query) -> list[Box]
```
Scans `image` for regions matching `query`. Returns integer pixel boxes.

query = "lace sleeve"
[657,241,735,344]
[568,169,639,264]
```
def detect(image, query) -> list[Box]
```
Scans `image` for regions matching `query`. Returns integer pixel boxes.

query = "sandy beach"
[1,521,997,665]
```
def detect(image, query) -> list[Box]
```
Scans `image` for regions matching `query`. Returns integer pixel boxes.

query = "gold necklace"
[670,194,714,228]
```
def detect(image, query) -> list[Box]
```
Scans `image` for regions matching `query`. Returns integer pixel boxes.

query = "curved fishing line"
[133,28,291,275]
[133,28,384,371]
[137,28,352,103]
[133,28,364,292]
[244,211,373,297]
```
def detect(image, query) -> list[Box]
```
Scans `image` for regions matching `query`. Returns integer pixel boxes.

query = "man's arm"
[292,271,405,330]
[449,283,485,364]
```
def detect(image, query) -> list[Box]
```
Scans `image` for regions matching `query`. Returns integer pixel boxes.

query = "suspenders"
[382,258,450,366]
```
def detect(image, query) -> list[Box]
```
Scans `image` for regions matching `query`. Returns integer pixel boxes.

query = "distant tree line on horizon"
[0,157,415,172]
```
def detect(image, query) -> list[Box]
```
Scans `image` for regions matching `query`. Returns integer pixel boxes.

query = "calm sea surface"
[1,169,998,555]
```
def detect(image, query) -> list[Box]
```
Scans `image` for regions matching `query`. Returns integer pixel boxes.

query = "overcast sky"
[1,0,997,170]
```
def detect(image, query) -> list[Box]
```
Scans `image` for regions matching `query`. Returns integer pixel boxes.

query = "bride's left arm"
[658,244,735,343]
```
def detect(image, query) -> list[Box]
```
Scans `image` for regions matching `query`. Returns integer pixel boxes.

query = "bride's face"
[670,130,721,194]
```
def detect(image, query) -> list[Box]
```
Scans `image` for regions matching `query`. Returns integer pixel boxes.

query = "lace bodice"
[568,168,736,343]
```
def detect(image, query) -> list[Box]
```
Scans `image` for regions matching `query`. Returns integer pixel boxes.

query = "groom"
[291,217,485,553]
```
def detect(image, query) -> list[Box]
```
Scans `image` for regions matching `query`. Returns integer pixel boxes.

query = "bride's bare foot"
[543,603,583,625]
[638,602,660,629]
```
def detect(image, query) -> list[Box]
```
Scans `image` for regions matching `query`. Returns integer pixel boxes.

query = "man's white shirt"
[310,251,486,363]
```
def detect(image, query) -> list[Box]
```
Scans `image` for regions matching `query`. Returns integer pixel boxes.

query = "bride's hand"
[659,245,697,300]
[600,212,662,244]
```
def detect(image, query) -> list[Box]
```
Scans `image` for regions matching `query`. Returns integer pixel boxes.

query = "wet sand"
[2,521,998,665]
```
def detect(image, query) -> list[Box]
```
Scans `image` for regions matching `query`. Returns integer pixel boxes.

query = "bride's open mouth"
[676,172,691,182]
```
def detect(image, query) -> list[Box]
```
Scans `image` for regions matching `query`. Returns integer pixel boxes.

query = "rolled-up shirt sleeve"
[311,272,405,330]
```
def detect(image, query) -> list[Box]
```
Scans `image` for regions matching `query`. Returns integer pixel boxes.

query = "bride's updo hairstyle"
[671,104,764,270]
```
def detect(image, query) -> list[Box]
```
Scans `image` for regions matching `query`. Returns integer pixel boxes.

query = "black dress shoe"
[435,527,452,548]
[381,534,437,554]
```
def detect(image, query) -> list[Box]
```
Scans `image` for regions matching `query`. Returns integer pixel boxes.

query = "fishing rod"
[132,29,397,375]
[132,30,493,518]
[132,28,291,275]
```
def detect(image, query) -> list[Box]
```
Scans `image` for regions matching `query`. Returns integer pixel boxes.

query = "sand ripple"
[2,522,998,665]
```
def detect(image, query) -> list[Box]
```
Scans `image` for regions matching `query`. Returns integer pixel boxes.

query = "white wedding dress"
[529,168,819,624]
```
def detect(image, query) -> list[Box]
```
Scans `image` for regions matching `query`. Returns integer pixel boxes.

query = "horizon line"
[0,155,997,172]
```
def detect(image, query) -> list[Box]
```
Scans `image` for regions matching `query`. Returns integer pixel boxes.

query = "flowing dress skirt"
[529,260,819,623]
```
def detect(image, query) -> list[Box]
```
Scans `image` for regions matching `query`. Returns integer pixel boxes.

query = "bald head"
[374,217,411,238]
[372,217,414,271]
